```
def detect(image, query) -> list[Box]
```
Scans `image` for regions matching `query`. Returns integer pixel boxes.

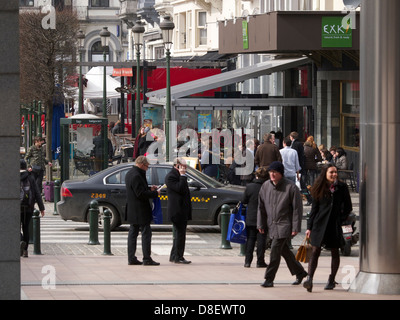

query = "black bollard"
[32,209,42,255]
[88,200,100,245]
[220,204,232,249]
[102,209,113,255]
[53,180,60,215]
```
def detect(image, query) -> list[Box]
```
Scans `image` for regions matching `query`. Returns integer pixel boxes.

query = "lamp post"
[160,15,175,162]
[132,18,145,136]
[99,27,110,170]
[77,29,85,114]
[99,27,110,118]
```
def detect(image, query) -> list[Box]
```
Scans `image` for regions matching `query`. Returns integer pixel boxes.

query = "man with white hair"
[165,158,192,264]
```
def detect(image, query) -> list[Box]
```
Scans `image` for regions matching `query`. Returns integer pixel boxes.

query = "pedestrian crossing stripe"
[158,195,210,202]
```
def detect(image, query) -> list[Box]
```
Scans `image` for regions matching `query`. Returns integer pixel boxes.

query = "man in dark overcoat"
[165,158,192,264]
[125,156,160,265]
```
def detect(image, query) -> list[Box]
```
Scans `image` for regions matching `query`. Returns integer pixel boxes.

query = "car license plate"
[342,225,353,233]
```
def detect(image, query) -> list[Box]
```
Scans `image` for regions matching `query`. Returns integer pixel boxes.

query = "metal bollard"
[53,180,60,215]
[239,243,246,256]
[219,204,232,249]
[88,200,100,245]
[32,209,42,255]
[102,209,113,255]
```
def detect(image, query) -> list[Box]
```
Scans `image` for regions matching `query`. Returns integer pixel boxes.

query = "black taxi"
[57,163,245,230]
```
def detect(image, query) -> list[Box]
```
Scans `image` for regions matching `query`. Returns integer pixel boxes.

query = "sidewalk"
[20,192,399,300]
[21,254,398,300]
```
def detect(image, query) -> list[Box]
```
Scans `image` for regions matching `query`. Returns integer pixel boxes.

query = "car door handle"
[110,189,121,194]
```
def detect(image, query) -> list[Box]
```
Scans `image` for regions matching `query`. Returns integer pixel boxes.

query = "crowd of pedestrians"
[21,128,352,294]
[121,128,352,293]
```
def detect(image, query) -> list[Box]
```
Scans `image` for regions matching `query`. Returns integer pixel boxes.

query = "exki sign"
[322,16,353,48]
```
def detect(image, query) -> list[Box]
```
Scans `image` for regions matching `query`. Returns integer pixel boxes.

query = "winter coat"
[307,181,352,248]
[165,168,192,225]
[125,165,158,225]
[303,145,322,170]
[254,141,282,169]
[242,178,266,227]
[291,139,305,171]
[20,171,45,212]
[257,178,303,239]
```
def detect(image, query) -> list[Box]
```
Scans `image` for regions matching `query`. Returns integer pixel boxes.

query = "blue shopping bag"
[226,202,247,244]
[151,197,163,224]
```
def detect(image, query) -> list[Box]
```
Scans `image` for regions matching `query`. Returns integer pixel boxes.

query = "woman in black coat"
[303,164,352,292]
[241,167,268,268]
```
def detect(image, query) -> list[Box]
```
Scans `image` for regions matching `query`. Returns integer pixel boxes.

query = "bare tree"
[20,9,79,180]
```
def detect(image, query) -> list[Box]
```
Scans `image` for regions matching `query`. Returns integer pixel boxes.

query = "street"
[31,192,360,258]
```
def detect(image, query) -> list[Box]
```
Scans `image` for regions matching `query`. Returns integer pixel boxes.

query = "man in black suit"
[289,131,311,205]
[125,156,160,266]
[165,158,192,264]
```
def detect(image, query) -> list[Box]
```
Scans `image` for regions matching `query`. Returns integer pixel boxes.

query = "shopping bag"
[226,203,247,244]
[151,197,163,224]
[295,236,312,263]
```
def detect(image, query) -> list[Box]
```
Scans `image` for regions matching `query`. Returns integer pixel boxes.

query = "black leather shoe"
[292,271,308,285]
[244,263,251,268]
[175,259,191,264]
[324,275,337,290]
[303,276,313,292]
[256,262,268,268]
[143,259,160,266]
[128,259,143,265]
[260,280,274,288]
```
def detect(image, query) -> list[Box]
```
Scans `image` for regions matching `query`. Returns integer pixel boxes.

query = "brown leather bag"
[295,237,312,263]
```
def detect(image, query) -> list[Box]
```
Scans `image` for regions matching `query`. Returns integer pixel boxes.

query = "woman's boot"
[324,274,337,290]
[303,276,313,292]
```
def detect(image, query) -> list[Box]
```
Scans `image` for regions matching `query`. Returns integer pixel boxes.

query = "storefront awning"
[146,56,310,105]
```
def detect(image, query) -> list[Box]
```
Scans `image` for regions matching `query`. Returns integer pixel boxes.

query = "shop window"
[341,81,360,150]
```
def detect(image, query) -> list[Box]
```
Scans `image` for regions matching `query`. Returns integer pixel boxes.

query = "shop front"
[218,10,360,172]
[145,56,313,143]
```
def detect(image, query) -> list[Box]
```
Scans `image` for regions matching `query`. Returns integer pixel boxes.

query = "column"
[349,0,400,295]
[0,0,21,300]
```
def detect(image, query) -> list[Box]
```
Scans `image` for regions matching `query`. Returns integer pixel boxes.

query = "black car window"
[154,167,171,185]
[105,168,130,185]
[146,168,152,185]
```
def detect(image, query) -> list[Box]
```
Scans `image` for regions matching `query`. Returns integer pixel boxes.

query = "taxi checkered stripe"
[158,195,210,202]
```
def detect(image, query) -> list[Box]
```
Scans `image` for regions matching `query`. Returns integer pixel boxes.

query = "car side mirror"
[188,181,202,190]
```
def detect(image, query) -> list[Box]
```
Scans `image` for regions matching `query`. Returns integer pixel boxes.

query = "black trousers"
[32,169,44,194]
[264,237,305,282]
[128,223,152,263]
[245,226,266,265]
[20,207,33,250]
[170,222,187,262]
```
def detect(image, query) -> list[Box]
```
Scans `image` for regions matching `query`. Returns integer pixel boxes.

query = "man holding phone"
[165,158,192,264]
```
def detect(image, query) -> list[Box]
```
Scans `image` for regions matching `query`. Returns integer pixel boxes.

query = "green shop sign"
[322,16,352,48]
[242,20,249,50]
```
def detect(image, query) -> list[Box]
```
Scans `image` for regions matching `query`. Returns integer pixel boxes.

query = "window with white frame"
[197,11,207,46]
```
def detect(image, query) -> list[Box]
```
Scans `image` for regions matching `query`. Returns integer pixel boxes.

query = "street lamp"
[132,18,145,136]
[99,27,110,170]
[77,29,85,114]
[160,15,175,162]
[99,27,110,118]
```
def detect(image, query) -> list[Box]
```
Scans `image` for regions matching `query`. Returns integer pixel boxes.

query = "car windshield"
[186,166,224,188]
